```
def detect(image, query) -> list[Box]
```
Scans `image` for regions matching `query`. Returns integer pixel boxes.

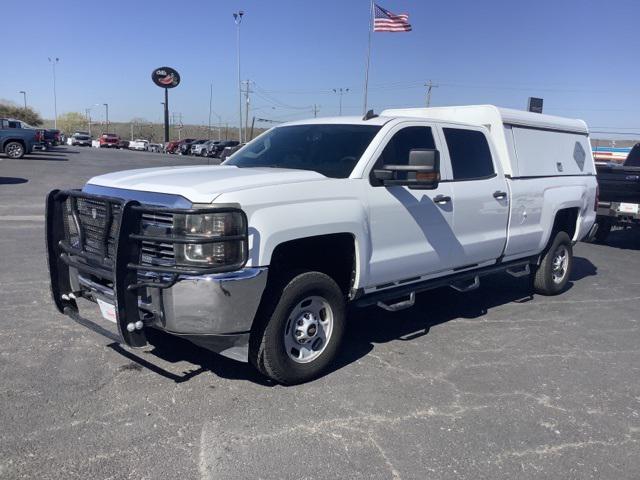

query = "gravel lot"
[1,146,639,479]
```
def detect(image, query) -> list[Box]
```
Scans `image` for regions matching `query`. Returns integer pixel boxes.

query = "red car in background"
[164,140,180,154]
[165,138,195,154]
[99,133,120,148]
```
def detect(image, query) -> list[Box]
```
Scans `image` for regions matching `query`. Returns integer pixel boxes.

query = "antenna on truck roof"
[363,109,378,121]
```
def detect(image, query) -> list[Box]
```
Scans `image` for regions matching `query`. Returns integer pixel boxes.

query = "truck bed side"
[502,176,598,261]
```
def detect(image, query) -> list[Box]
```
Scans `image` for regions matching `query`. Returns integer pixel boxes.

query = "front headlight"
[173,211,247,267]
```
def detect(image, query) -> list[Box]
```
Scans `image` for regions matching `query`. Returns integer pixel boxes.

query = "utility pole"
[243,79,252,143]
[85,108,92,136]
[19,91,27,109]
[425,80,439,107]
[176,113,183,141]
[208,83,213,140]
[233,10,245,143]
[332,88,349,115]
[103,103,109,134]
[48,57,60,128]
[250,116,255,142]
[312,104,320,118]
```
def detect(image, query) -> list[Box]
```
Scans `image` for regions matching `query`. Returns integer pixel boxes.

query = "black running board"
[354,257,535,308]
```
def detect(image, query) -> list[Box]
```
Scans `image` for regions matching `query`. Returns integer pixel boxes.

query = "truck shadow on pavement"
[21,154,68,161]
[598,229,640,251]
[326,255,598,378]
[0,177,28,185]
[116,256,597,386]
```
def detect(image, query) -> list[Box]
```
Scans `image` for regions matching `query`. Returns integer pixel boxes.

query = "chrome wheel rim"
[284,295,334,363]
[551,245,569,283]
[6,143,23,158]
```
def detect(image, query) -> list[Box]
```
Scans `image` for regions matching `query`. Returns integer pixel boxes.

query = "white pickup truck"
[128,139,149,151]
[46,105,597,384]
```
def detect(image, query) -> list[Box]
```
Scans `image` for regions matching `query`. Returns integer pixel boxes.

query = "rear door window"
[443,128,495,180]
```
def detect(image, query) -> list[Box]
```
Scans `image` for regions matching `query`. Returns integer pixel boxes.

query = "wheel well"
[269,233,356,296]
[552,207,579,240]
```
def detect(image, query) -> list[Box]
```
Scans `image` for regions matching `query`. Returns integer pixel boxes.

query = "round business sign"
[151,67,180,88]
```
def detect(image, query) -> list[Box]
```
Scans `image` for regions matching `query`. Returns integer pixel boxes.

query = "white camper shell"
[381,105,595,178]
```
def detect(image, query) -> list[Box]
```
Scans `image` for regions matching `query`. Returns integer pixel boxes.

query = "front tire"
[533,231,573,295]
[249,271,346,385]
[4,141,25,159]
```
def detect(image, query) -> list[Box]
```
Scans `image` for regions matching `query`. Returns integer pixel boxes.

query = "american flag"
[373,4,412,32]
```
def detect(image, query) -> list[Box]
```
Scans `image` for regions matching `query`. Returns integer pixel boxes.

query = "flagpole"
[363,0,374,115]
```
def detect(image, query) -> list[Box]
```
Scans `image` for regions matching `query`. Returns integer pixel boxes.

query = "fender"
[215,179,370,290]
[537,184,586,250]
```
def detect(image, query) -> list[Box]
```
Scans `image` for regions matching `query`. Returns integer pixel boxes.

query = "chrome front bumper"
[75,267,268,362]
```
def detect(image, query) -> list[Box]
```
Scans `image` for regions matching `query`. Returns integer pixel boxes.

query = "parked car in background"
[43,129,61,148]
[71,132,92,147]
[201,140,220,157]
[219,142,244,160]
[592,143,640,242]
[206,140,239,158]
[99,133,120,148]
[189,139,209,156]
[178,139,197,155]
[167,139,195,154]
[165,140,181,154]
[117,140,130,149]
[129,139,149,151]
[148,143,163,153]
[0,118,44,159]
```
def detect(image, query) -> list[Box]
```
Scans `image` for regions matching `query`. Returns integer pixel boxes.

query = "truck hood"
[86,165,329,203]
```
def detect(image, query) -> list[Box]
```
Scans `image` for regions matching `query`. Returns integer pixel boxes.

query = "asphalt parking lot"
[1,146,639,479]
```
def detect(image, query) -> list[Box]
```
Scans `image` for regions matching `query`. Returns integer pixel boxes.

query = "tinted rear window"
[443,128,495,180]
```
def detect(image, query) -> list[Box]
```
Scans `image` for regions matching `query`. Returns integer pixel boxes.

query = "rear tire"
[5,141,25,159]
[533,231,573,295]
[249,271,346,385]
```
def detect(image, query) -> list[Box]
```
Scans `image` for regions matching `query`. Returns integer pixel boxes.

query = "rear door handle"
[433,195,451,204]
[493,191,507,200]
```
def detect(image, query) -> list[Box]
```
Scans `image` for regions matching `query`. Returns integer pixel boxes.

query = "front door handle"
[433,194,451,204]
[493,191,507,200]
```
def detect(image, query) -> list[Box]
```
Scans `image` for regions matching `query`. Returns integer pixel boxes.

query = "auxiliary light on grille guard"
[45,189,249,349]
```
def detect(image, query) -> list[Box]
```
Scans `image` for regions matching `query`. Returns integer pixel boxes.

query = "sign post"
[151,67,180,143]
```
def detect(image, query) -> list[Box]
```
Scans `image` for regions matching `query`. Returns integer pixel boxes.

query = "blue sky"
[3,0,638,134]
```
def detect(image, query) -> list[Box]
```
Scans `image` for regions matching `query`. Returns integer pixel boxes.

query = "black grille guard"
[46,188,249,348]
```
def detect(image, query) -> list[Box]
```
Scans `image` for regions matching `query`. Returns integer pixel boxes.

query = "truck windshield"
[225,124,381,178]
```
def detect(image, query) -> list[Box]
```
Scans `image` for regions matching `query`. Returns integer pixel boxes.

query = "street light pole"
[332,88,349,116]
[19,91,27,109]
[48,57,59,128]
[103,103,109,134]
[233,10,244,143]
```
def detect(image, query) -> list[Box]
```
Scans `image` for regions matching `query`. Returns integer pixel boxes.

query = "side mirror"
[373,149,440,189]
